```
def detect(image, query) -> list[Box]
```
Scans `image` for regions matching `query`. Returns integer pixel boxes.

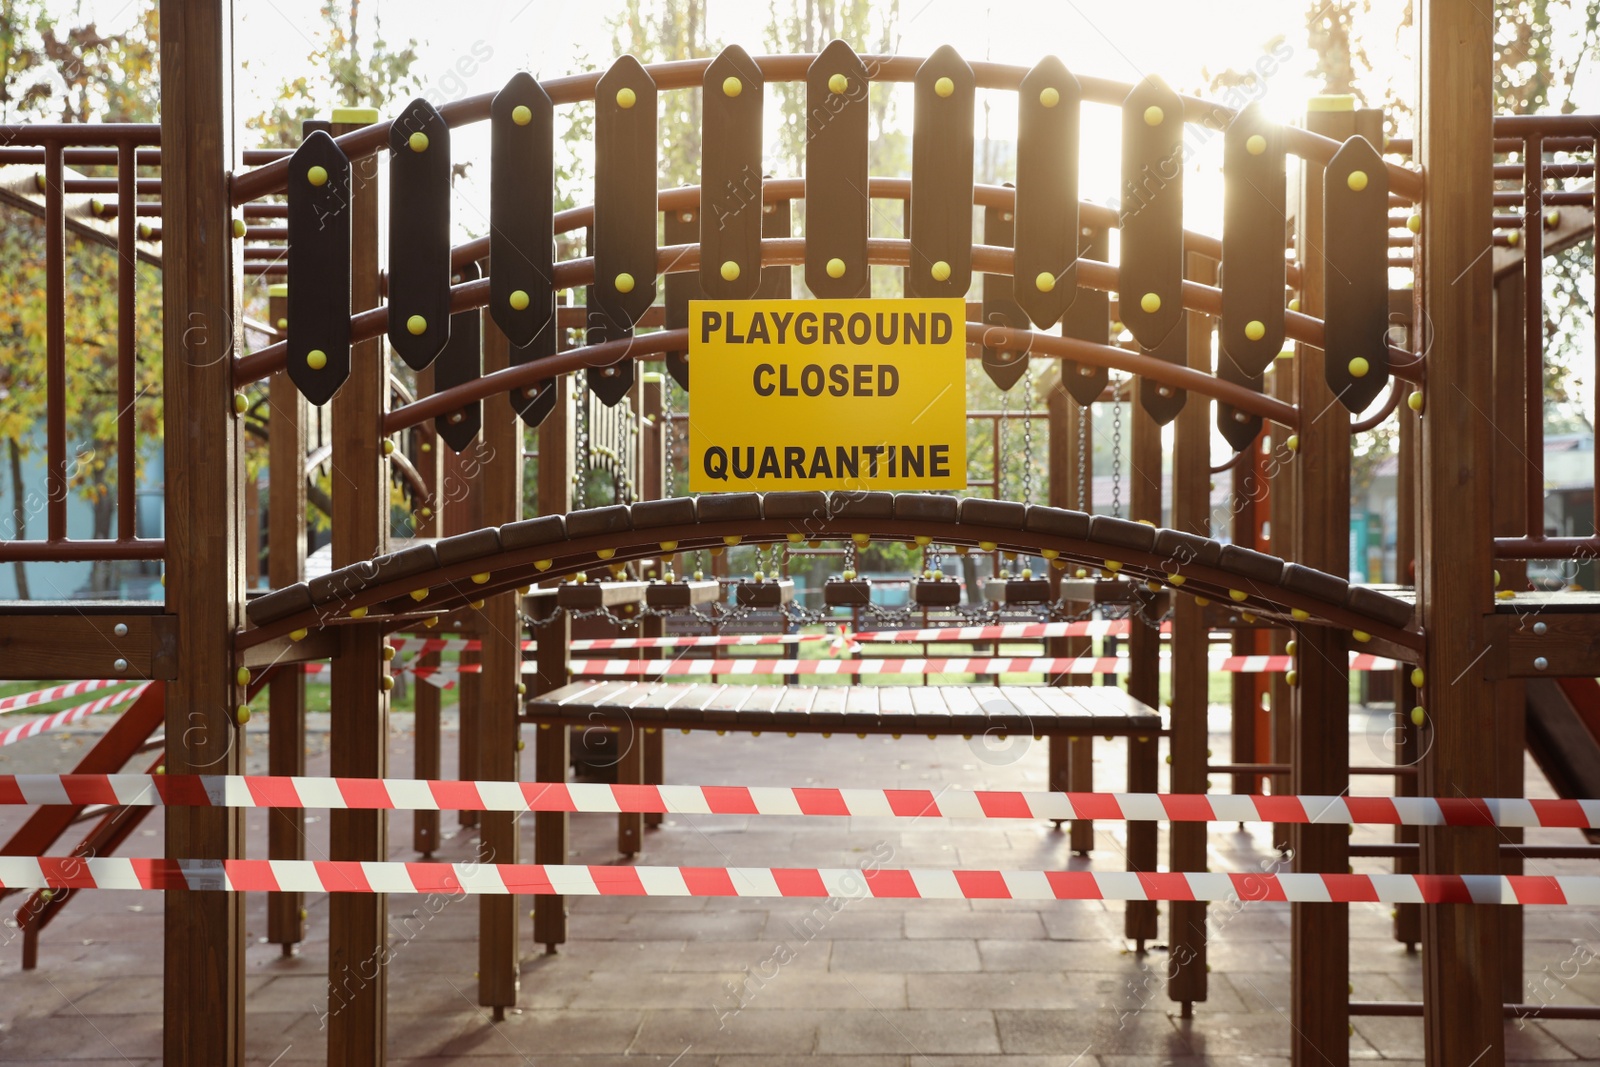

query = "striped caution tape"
[0,857,1590,905]
[0,683,150,749]
[0,678,130,716]
[1,774,1592,830]
[853,620,1154,641]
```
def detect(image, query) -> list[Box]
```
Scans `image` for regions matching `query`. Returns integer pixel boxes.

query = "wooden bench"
[521,680,1164,952]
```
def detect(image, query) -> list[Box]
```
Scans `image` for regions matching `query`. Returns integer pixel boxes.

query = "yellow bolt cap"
[931,260,951,282]
[1291,607,1310,621]
[408,131,429,153]
[1040,87,1060,108]
[305,349,327,370]
[472,572,491,584]
[509,289,530,310]
[1346,170,1368,192]
[1245,320,1265,341]
[1407,213,1421,234]
[826,258,846,279]
[1348,356,1370,378]
[1229,589,1248,602]
[1285,434,1300,452]
[290,628,308,642]
[1140,292,1161,314]
[1035,271,1056,293]
[232,218,246,239]
[382,439,396,455]
[406,314,427,336]
[350,606,368,619]
[1410,706,1426,726]
[512,104,532,126]
[615,272,635,294]
[1144,105,1164,126]
[1288,297,1301,312]
[616,87,636,109]
[1411,667,1425,688]
[720,261,740,282]
[233,393,248,415]
[410,588,429,601]
[236,705,251,725]
[1353,630,1371,643]
[723,76,742,98]
[307,165,328,186]
[1408,390,1424,413]
[1285,639,1298,655]
[1246,134,1266,155]
[236,666,251,686]
[828,73,849,94]
[934,76,954,98]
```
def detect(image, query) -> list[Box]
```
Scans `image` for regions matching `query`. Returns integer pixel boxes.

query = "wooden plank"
[908,46,974,299]
[0,613,176,680]
[1289,102,1354,1067]
[700,45,763,299]
[386,98,452,370]
[325,110,389,1067]
[477,311,522,1015]
[981,202,1031,390]
[531,608,570,953]
[1060,226,1110,405]
[1168,252,1214,1008]
[159,2,244,1060]
[1323,135,1390,411]
[1138,309,1188,425]
[590,56,655,405]
[1119,75,1184,350]
[1418,7,1504,1058]
[662,208,697,390]
[804,41,870,298]
[433,259,482,451]
[1125,391,1162,946]
[411,366,443,857]
[1220,102,1287,377]
[908,686,954,736]
[267,285,307,952]
[286,132,351,406]
[1014,57,1080,328]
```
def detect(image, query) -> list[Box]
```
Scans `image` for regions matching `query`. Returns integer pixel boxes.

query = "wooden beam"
[326,111,389,1067]
[641,374,666,829]
[477,311,523,1016]
[1124,389,1161,950]
[1168,255,1214,1010]
[158,1,244,1061]
[411,367,442,857]
[266,285,308,954]
[0,613,176,680]
[1418,4,1505,1062]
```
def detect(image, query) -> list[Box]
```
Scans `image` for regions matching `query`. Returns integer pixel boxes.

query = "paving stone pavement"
[0,699,1597,1064]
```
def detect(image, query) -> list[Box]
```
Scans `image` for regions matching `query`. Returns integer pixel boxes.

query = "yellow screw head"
[1285,434,1300,452]
[382,644,396,662]
[1348,356,1370,378]
[349,606,368,619]
[1244,320,1266,342]
[1140,292,1161,314]
[512,104,532,126]
[534,559,552,571]
[408,131,429,153]
[1285,639,1297,655]
[1407,213,1422,234]
[1246,134,1267,156]
[1411,668,1426,688]
[233,392,248,415]
[723,76,742,98]
[472,572,491,584]
[1288,297,1301,312]
[307,165,328,187]
[659,540,678,551]
[1506,229,1520,246]
[930,260,951,282]
[471,599,485,610]
[1410,705,1426,726]
[724,534,743,546]
[1039,86,1060,108]
[1144,105,1165,126]
[614,272,635,294]
[826,257,846,279]
[276,317,288,329]
[828,73,848,95]
[1286,669,1299,687]
[1194,595,1210,606]
[1229,589,1248,602]
[1104,560,1123,573]
[1166,574,1185,586]
[1353,630,1371,643]
[419,506,432,518]
[236,666,251,686]
[1291,607,1310,621]
[596,547,616,560]
[934,76,954,98]
[1546,208,1561,228]
[720,260,741,282]
[382,674,395,691]
[232,218,246,239]
[409,588,429,602]
[1035,271,1056,293]
[236,704,251,725]
[509,289,530,311]
[382,439,396,456]
[406,314,427,336]
[290,628,308,642]
[305,348,327,371]
[1346,169,1368,192]
[616,86,637,109]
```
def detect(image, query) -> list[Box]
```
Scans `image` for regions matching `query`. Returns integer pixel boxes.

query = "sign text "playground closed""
[688,299,968,492]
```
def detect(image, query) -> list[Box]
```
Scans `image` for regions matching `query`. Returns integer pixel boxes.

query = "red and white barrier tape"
[1,856,1590,905]
[853,620,1154,642]
[2,774,1591,830]
[0,677,127,716]
[0,683,150,749]
[1220,653,1396,672]
[387,633,834,656]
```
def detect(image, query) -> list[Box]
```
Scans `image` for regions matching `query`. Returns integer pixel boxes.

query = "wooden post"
[446,439,486,830]
[160,3,244,1061]
[1492,269,1527,1000]
[1064,393,1095,856]
[1392,296,1422,952]
[478,311,523,1016]
[1231,439,1269,800]
[641,374,666,827]
[326,107,389,1067]
[1124,391,1161,950]
[1168,257,1215,1010]
[266,284,307,953]
[411,366,442,857]
[533,375,573,952]
[1418,5,1503,1061]
[1288,100,1357,1067]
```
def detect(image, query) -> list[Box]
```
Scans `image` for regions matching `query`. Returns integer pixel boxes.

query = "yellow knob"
[236,666,251,686]
[1285,434,1300,452]
[934,76,954,98]
[410,588,429,601]
[1035,272,1056,293]
[1039,86,1060,108]
[1411,667,1425,688]
[408,131,429,153]
[1144,105,1164,126]
[1353,630,1371,643]
[289,628,308,642]
[1506,230,1520,247]
[512,104,532,126]
[472,572,491,584]
[382,675,395,691]
[1244,320,1265,341]
[1410,706,1426,726]
[306,349,328,370]
[236,705,251,725]
[1140,292,1161,314]
[1285,639,1297,655]
[1408,390,1424,412]
[1246,134,1266,155]
[1347,170,1368,192]
[1407,213,1421,234]
[382,439,396,456]
[509,289,530,310]
[1229,589,1248,602]
[232,218,246,239]
[723,76,742,98]
[1291,607,1310,621]
[1286,669,1299,687]
[720,260,740,282]
[828,73,848,95]
[406,314,427,336]
[276,317,288,329]
[930,260,951,282]
[307,165,328,186]
[233,392,248,415]
[615,272,635,293]
[826,257,846,279]
[349,606,368,620]
[1348,357,1370,378]
[1288,297,1301,312]
[616,87,637,109]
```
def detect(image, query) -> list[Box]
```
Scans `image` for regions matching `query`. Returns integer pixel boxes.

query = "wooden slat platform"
[525,682,1163,736]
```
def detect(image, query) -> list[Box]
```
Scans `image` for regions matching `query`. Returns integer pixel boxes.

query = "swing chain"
[661,375,676,496]
[1110,377,1123,519]
[574,369,591,509]
[1077,399,1090,513]
[997,384,1011,499]
[1021,368,1035,506]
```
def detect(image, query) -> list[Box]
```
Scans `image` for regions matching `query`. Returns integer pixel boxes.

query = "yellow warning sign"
[687,298,968,492]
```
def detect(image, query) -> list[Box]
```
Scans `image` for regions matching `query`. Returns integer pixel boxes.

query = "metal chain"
[661,376,677,497]
[1076,399,1089,512]
[574,369,591,508]
[1110,377,1123,518]
[997,384,1011,499]
[1021,368,1035,506]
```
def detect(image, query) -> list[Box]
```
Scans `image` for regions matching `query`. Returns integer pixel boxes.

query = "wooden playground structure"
[2,3,1599,1064]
